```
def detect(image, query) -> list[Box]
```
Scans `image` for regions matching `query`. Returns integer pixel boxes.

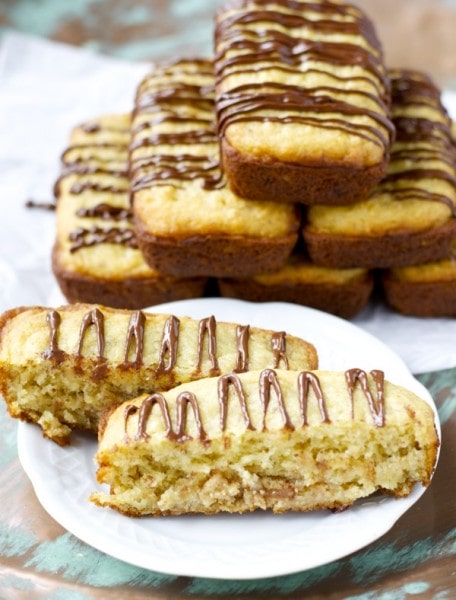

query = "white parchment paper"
[1,32,455,374]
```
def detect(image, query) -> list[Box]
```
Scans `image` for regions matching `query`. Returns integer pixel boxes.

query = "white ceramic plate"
[17,298,440,580]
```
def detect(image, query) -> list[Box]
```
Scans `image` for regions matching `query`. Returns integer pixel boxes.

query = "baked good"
[303,69,456,268]
[218,252,373,318]
[0,304,318,445]
[130,58,300,278]
[91,368,438,516]
[214,0,393,205]
[382,242,456,316]
[52,113,208,309]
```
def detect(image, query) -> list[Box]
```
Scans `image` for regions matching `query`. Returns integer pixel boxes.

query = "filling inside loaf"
[92,423,431,516]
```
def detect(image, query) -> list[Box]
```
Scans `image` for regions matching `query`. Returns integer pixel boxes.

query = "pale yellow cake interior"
[91,369,438,516]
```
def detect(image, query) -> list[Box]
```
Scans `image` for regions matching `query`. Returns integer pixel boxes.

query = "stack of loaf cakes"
[52,0,456,318]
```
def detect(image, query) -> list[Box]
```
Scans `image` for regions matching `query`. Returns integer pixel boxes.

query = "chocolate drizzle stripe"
[297,371,329,425]
[218,373,254,431]
[122,368,387,441]
[195,316,220,376]
[259,369,294,431]
[345,368,384,427]
[175,391,207,442]
[156,316,180,373]
[124,310,146,366]
[26,199,56,211]
[271,332,289,369]
[68,227,138,253]
[75,203,133,222]
[234,324,250,373]
[372,188,456,217]
[135,393,173,440]
[76,307,105,360]
[42,310,66,363]
[217,64,387,101]
[69,182,127,195]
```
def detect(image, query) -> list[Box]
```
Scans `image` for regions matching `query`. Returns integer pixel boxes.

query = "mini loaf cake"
[214,0,393,205]
[218,252,373,319]
[0,304,317,444]
[303,69,456,268]
[130,58,301,278]
[382,242,456,316]
[91,368,438,516]
[52,113,207,309]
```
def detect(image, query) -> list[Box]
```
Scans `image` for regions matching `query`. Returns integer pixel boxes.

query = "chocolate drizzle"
[55,118,137,253]
[76,203,133,222]
[156,316,180,373]
[259,369,294,431]
[125,391,206,443]
[218,373,254,431]
[69,181,126,195]
[42,310,289,384]
[129,59,226,194]
[377,70,456,217]
[298,371,329,426]
[234,324,250,373]
[25,199,56,211]
[134,393,173,440]
[69,226,138,253]
[122,368,387,442]
[42,310,66,363]
[271,332,289,369]
[76,307,105,360]
[195,316,220,376]
[214,0,393,150]
[124,310,146,366]
[345,368,385,427]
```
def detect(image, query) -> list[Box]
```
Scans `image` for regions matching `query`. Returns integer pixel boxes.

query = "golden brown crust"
[52,244,208,309]
[218,272,373,319]
[303,219,456,268]
[0,306,31,340]
[382,274,456,316]
[222,137,388,206]
[135,218,300,278]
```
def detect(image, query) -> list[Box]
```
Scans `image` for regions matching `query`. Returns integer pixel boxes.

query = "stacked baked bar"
[51,0,456,317]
